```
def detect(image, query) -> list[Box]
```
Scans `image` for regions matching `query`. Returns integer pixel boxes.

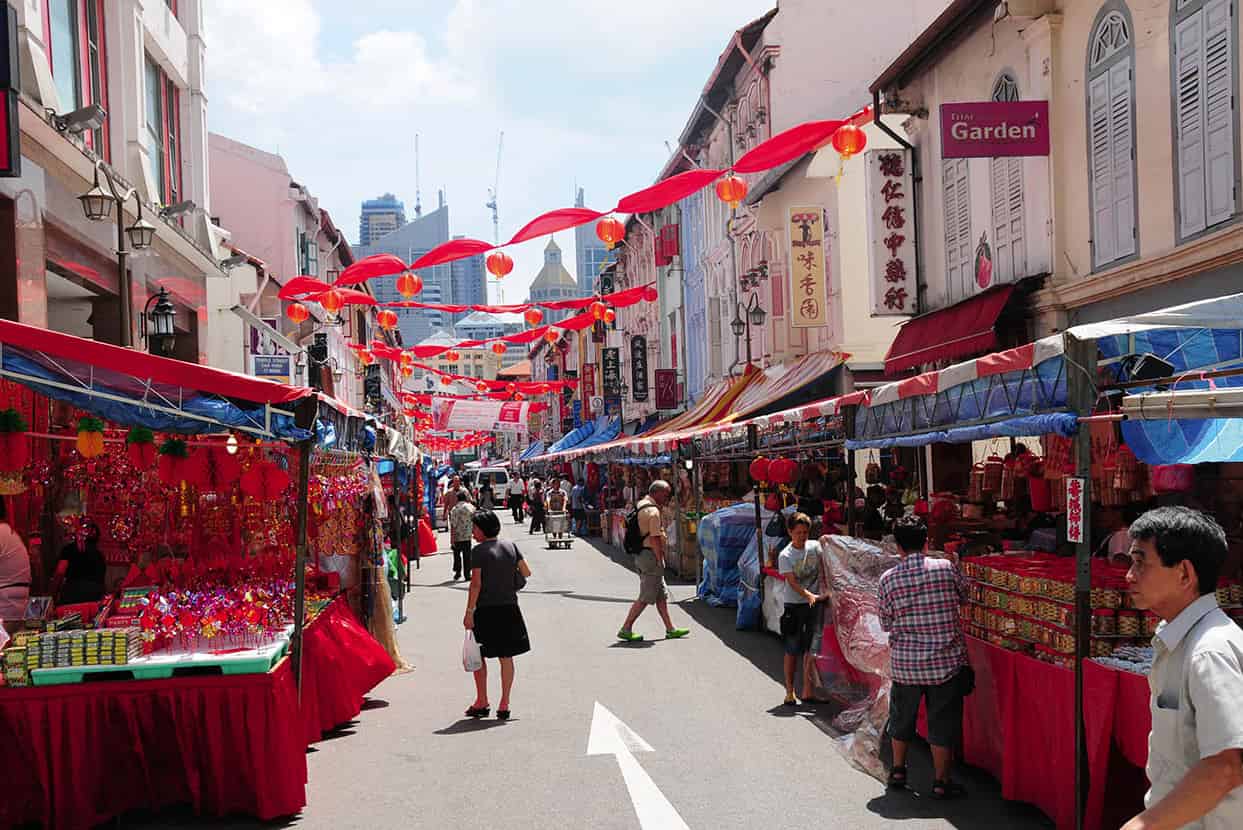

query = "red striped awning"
[883,285,1015,375]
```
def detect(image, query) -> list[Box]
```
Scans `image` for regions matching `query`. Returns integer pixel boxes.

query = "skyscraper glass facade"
[359,193,406,247]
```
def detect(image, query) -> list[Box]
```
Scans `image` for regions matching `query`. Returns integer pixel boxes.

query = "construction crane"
[414,134,422,218]
[485,131,504,244]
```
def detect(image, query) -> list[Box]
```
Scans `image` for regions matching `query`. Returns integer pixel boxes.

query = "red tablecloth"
[298,596,397,744]
[919,637,1148,830]
[0,596,395,830]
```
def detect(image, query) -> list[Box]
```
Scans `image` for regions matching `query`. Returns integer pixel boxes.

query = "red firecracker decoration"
[157,438,192,487]
[0,409,29,473]
[240,459,291,501]
[125,427,157,469]
[195,446,242,491]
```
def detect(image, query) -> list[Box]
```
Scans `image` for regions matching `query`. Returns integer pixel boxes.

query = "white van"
[462,467,510,504]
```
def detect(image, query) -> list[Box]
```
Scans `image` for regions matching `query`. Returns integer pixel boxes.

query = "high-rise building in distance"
[574,187,614,295]
[359,193,406,247]
[449,237,487,320]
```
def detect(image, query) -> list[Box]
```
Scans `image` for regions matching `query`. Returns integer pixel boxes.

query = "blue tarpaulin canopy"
[519,441,545,461]
[571,418,620,450]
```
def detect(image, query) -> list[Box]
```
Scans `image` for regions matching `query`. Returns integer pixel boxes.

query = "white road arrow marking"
[587,702,689,830]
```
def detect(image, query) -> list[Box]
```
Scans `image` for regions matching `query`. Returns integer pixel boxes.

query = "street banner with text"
[430,399,529,433]
[787,207,828,328]
[865,149,916,316]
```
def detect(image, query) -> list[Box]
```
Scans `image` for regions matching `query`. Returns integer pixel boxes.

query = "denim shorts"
[779,602,816,655]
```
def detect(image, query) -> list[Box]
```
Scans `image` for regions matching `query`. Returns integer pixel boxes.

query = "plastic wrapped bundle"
[819,534,902,780]
[696,502,763,607]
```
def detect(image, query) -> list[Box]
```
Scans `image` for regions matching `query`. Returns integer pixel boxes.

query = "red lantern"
[590,301,608,321]
[400,351,413,366]
[769,457,798,486]
[376,309,399,330]
[395,271,423,298]
[446,350,461,361]
[506,382,517,394]
[603,308,616,324]
[358,351,375,366]
[491,342,507,355]
[715,174,748,209]
[486,251,514,279]
[440,376,452,386]
[749,456,771,483]
[544,329,559,344]
[476,381,489,393]
[286,302,309,324]
[524,308,544,326]
[514,392,525,401]
[831,123,867,162]
[400,365,414,378]
[642,286,658,302]
[595,216,625,249]
[319,289,344,315]
[240,460,291,501]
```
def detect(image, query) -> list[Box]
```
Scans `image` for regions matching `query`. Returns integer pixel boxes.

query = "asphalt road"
[141,514,1052,830]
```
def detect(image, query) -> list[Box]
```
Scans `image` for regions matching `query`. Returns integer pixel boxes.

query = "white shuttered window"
[990,74,1027,282]
[1088,10,1137,267]
[943,158,972,302]
[1174,0,1237,239]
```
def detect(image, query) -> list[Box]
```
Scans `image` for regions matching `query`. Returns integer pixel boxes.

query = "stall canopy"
[518,440,545,461]
[882,285,1014,375]
[545,417,603,454]
[0,319,314,441]
[572,417,621,450]
[726,350,847,421]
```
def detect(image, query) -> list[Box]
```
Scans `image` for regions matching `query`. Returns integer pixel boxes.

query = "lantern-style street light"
[142,287,177,356]
[732,293,766,369]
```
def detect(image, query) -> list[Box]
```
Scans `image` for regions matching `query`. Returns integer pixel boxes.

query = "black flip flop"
[887,766,908,790]
[465,705,490,718]
[930,779,966,800]
[496,709,511,721]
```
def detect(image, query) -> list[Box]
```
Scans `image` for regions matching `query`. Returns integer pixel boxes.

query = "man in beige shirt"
[617,480,690,642]
[1122,507,1243,830]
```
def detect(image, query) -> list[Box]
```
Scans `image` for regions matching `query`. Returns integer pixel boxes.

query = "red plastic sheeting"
[334,254,408,287]
[882,285,1014,375]
[733,119,844,173]
[613,168,725,214]
[382,283,652,314]
[506,207,603,245]
[409,238,494,270]
[0,318,312,406]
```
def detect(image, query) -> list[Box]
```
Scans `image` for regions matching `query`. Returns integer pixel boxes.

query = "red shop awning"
[883,285,1014,376]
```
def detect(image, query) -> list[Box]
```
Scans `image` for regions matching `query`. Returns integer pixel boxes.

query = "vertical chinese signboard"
[865,149,915,316]
[1066,477,1086,544]
[630,336,649,402]
[787,207,828,328]
[581,363,596,399]
[602,347,621,394]
[654,369,678,410]
[0,4,21,177]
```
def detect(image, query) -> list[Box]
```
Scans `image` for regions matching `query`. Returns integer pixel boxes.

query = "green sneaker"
[617,629,644,642]
[665,628,690,639]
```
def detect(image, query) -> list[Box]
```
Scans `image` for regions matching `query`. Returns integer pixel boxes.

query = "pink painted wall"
[208,133,298,278]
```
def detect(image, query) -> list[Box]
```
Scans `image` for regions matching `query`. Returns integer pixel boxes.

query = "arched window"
[1088,5,1138,266]
[1172,0,1238,239]
[990,71,1027,282]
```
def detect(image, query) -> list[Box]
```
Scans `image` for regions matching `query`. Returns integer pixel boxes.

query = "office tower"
[573,187,614,295]
[356,197,451,345]
[359,193,406,247]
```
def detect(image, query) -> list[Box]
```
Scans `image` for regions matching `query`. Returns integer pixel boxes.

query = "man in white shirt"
[1122,506,1243,830]
[507,475,527,524]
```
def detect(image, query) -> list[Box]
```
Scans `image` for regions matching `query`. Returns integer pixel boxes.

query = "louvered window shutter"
[1176,10,1209,236]
[1090,71,1117,265]
[1110,59,1136,258]
[990,157,1026,282]
[943,159,972,300]
[1203,0,1235,226]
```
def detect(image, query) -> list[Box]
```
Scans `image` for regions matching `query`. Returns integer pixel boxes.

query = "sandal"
[497,709,511,721]
[887,766,908,790]
[465,705,490,718]
[783,692,797,706]
[930,779,966,800]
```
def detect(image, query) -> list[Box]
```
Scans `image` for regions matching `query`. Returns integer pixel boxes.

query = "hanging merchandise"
[125,427,157,468]
[157,438,193,486]
[195,447,242,492]
[865,454,881,485]
[749,456,771,484]
[76,417,106,459]
[0,407,28,472]
[241,458,292,501]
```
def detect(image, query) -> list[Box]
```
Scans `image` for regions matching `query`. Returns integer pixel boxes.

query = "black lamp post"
[731,293,767,368]
[142,287,177,356]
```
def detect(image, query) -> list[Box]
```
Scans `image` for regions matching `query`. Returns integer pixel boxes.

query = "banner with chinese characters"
[602,347,621,394]
[581,363,596,399]
[654,368,678,410]
[430,398,529,433]
[865,149,916,316]
[630,336,649,402]
[787,207,829,328]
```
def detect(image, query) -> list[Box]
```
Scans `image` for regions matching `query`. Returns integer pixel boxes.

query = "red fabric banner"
[506,207,604,245]
[278,276,331,300]
[732,119,844,173]
[409,238,494,270]
[333,253,407,287]
[613,168,725,214]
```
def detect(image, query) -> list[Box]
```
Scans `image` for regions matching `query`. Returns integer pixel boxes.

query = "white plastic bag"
[462,630,483,672]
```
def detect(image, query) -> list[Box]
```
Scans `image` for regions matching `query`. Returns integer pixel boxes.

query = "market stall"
[0,320,396,828]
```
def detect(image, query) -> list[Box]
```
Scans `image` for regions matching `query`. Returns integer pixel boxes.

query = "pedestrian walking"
[479,478,496,510]
[442,475,462,527]
[617,480,690,642]
[462,510,532,721]
[508,475,527,523]
[546,479,567,514]
[777,512,830,706]
[527,480,546,534]
[1121,507,1243,830]
[570,479,587,536]
[448,489,476,581]
[878,515,970,799]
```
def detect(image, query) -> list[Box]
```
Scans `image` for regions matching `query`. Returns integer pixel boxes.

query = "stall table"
[0,596,394,830]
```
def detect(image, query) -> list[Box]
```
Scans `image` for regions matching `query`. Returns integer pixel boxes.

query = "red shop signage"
[940,101,1049,159]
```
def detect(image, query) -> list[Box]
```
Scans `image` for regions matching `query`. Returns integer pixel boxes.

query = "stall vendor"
[0,499,30,623]
[57,520,106,604]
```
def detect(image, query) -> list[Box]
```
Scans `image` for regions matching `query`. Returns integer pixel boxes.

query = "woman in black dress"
[462,510,531,720]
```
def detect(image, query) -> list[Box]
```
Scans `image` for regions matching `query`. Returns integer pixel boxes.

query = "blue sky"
[205,0,775,304]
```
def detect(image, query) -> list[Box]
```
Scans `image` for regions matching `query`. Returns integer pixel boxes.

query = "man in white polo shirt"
[1122,507,1243,830]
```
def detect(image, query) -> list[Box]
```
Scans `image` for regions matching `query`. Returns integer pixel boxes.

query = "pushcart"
[545,511,572,549]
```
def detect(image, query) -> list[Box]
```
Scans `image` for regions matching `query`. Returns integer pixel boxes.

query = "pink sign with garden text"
[940,101,1049,158]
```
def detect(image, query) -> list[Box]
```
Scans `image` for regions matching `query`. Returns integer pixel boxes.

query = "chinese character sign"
[602,348,621,394]
[786,206,829,329]
[654,369,678,410]
[1066,476,1086,544]
[630,336,649,402]
[865,149,916,316]
[582,364,596,399]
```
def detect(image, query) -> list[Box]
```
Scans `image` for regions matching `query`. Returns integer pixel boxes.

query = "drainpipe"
[698,94,741,378]
[872,89,924,316]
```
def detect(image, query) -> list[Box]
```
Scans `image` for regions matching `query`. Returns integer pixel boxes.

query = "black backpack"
[623,508,645,555]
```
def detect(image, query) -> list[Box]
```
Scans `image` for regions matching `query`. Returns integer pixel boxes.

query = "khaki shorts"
[635,549,669,604]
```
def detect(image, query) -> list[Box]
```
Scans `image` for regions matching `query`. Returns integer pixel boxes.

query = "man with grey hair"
[618,479,690,642]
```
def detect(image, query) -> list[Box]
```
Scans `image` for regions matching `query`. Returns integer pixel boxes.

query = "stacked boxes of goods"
[26,628,143,670]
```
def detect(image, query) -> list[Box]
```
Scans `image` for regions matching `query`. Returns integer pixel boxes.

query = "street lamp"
[141,287,177,356]
[732,293,766,368]
[125,201,157,251]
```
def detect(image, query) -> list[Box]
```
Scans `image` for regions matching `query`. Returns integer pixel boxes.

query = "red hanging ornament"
[157,439,192,487]
[490,342,506,355]
[319,289,344,315]
[240,460,291,501]
[715,174,748,209]
[749,456,771,483]
[446,350,461,361]
[125,427,157,469]
[642,286,658,302]
[194,447,242,491]
[831,123,867,161]
[590,301,608,321]
[603,308,616,324]
[544,329,559,344]
[286,302,310,324]
[524,307,544,326]
[595,216,625,249]
[769,457,798,486]
[400,365,414,378]
[486,251,514,279]
[395,271,423,298]
[376,309,399,330]
[0,408,29,473]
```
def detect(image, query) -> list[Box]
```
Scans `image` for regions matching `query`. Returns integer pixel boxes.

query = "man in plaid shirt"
[878,515,970,799]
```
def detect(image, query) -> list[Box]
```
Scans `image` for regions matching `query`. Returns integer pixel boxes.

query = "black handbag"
[509,541,527,591]
[958,664,976,696]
